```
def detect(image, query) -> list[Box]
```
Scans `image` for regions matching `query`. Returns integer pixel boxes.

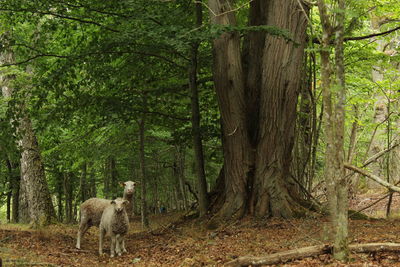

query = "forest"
[0,0,400,266]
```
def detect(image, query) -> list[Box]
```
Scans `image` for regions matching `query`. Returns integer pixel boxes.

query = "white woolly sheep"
[119,181,137,219]
[76,181,137,249]
[98,198,129,257]
[75,198,111,249]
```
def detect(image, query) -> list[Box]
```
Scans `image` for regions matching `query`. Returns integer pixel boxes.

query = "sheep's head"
[111,199,129,213]
[120,181,137,197]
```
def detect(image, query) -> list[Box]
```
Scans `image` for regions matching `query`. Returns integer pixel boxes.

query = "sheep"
[99,198,129,257]
[119,181,137,219]
[75,181,137,249]
[75,198,111,249]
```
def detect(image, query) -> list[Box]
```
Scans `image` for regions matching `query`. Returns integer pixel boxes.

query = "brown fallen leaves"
[1,205,400,266]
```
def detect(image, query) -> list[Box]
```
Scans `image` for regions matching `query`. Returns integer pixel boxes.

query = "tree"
[208,0,310,220]
[317,0,348,260]
[189,0,209,217]
[0,37,55,226]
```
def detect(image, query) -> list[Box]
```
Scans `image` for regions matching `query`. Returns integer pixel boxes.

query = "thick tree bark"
[208,0,309,221]
[18,116,55,225]
[209,0,251,220]
[1,41,55,226]
[252,0,309,218]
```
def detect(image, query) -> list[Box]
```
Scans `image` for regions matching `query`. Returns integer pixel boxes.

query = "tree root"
[225,243,400,266]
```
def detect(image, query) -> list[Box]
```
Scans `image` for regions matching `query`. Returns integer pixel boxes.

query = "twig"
[196,0,254,18]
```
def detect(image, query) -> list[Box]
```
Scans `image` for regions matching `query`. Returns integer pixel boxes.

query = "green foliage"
[0,0,399,219]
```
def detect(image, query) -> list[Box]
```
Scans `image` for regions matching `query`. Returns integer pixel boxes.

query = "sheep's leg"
[110,235,116,257]
[76,218,90,249]
[115,234,122,256]
[121,237,127,253]
[99,228,105,256]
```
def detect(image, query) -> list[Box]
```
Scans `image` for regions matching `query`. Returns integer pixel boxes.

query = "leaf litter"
[1,194,400,266]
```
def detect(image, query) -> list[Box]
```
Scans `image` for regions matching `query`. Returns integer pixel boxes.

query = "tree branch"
[312,25,400,44]
[0,8,120,32]
[0,49,186,69]
[345,25,400,41]
[344,163,400,193]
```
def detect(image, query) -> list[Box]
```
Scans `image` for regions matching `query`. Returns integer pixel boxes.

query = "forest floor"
[2,192,400,266]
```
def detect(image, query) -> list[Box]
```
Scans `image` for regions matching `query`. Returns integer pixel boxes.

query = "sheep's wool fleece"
[102,205,129,235]
[80,198,111,227]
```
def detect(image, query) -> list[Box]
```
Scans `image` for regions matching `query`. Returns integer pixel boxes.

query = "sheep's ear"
[111,200,116,205]
[119,181,125,187]
[123,200,129,205]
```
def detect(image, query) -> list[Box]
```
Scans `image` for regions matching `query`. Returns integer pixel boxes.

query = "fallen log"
[225,243,400,267]
[225,245,331,267]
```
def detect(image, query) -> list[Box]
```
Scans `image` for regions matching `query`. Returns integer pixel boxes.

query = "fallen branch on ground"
[225,243,400,266]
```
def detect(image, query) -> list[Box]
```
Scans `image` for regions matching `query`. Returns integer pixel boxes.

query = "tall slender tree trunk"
[293,51,318,198]
[208,0,310,221]
[189,0,209,217]
[109,156,118,198]
[138,92,149,228]
[55,169,64,222]
[88,162,96,198]
[103,158,111,199]
[64,172,74,224]
[6,158,20,223]
[177,147,188,211]
[80,162,88,202]
[318,0,348,261]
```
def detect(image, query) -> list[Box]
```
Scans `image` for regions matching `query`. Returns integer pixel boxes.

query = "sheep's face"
[121,181,137,196]
[111,199,129,213]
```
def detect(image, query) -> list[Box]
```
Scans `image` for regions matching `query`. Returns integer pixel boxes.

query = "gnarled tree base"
[225,243,400,267]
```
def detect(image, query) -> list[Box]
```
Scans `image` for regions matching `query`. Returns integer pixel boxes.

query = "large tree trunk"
[1,41,55,226]
[251,0,309,218]
[208,0,252,220]
[18,114,55,225]
[208,0,309,221]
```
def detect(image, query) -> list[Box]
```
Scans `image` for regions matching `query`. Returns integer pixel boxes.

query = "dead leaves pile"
[1,211,400,266]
